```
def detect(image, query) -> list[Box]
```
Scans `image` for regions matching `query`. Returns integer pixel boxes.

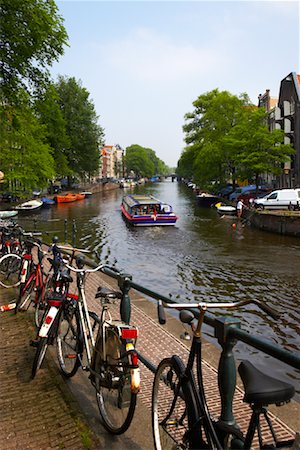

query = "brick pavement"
[0,288,100,450]
[0,264,298,450]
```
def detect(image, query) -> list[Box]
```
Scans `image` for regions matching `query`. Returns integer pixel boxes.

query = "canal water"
[18,181,300,398]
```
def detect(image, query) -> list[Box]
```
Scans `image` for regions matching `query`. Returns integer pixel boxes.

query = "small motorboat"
[80,191,92,197]
[15,199,43,212]
[41,197,55,206]
[54,193,77,203]
[121,194,178,226]
[215,203,236,216]
[0,210,18,219]
[197,192,221,207]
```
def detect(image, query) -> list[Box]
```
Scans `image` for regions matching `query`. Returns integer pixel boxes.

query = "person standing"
[236,198,244,218]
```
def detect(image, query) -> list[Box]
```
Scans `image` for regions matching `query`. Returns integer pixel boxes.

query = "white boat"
[215,203,236,216]
[15,199,43,212]
[80,191,92,197]
[0,210,18,219]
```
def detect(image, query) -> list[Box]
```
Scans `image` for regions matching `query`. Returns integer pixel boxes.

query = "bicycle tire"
[152,356,204,450]
[15,276,35,313]
[34,275,52,328]
[0,253,22,288]
[31,337,48,378]
[56,305,82,378]
[94,326,137,434]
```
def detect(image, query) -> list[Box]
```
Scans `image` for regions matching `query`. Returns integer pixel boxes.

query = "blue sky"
[53,1,299,167]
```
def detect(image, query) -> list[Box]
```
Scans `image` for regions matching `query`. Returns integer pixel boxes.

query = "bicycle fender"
[39,306,59,338]
[20,259,29,283]
[126,342,140,393]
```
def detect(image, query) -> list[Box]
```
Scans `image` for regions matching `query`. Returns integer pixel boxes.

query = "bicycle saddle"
[238,360,295,406]
[95,287,122,299]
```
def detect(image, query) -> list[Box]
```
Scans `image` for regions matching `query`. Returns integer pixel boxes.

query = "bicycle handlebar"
[158,298,280,321]
[65,262,106,274]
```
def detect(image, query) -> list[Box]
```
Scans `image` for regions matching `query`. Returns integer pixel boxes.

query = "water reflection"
[18,181,300,398]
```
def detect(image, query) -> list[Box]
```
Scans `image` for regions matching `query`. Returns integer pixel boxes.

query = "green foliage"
[179,88,293,188]
[55,76,105,178]
[124,144,169,178]
[0,90,55,191]
[0,0,68,101]
[34,83,71,177]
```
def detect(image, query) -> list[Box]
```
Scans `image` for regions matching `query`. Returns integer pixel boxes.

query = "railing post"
[215,316,241,428]
[72,219,76,246]
[117,273,133,325]
[64,219,68,243]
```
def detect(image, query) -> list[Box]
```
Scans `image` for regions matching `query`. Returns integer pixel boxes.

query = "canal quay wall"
[244,208,300,237]
[0,265,299,450]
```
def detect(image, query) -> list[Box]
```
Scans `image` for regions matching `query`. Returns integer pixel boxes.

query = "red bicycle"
[15,239,50,328]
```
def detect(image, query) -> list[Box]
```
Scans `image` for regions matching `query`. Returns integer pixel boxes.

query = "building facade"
[276,73,300,188]
[258,73,300,188]
[100,144,124,180]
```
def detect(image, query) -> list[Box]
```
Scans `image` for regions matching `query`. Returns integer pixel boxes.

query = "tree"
[0,90,55,191]
[182,89,251,188]
[224,107,294,188]
[55,76,105,180]
[125,145,155,178]
[0,0,68,101]
[34,83,71,177]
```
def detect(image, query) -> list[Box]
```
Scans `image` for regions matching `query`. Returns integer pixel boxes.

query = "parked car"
[217,184,237,199]
[254,188,300,210]
[237,188,272,204]
[0,192,20,202]
[229,185,257,202]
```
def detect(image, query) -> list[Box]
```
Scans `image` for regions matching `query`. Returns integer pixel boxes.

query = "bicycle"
[152,299,298,450]
[0,225,32,288]
[31,252,140,435]
[14,238,51,327]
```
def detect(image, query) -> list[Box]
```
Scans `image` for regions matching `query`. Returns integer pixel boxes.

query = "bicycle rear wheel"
[94,326,137,434]
[152,357,202,450]
[32,337,48,378]
[0,253,21,288]
[34,275,52,328]
[15,277,35,313]
[56,305,82,377]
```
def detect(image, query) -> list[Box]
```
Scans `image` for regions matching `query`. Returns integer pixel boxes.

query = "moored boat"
[41,197,55,206]
[54,193,77,203]
[121,194,178,226]
[215,203,236,216]
[80,191,92,197]
[0,210,18,219]
[196,192,221,207]
[15,199,43,212]
[76,193,85,200]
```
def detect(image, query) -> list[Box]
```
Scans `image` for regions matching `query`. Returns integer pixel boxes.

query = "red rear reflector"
[131,352,138,366]
[67,293,78,300]
[67,354,76,359]
[23,254,32,260]
[121,329,138,339]
[45,315,53,324]
[48,300,62,307]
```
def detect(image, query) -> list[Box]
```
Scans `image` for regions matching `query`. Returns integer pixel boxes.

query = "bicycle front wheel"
[32,337,48,378]
[15,277,35,313]
[152,357,200,450]
[94,327,137,434]
[56,305,82,377]
[34,275,52,328]
[0,253,21,288]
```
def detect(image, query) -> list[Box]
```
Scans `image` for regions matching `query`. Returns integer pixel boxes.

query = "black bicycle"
[152,299,298,450]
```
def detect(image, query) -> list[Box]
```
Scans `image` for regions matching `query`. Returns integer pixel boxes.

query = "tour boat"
[121,194,178,226]
[15,199,43,212]
[54,193,78,203]
[0,210,18,219]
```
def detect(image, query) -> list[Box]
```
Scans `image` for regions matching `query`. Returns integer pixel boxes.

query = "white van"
[254,189,300,210]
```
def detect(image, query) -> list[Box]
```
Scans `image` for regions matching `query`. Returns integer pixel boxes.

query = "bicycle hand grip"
[256,300,280,320]
[157,300,166,325]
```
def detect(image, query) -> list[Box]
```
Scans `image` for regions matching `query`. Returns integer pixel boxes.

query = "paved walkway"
[0,265,299,450]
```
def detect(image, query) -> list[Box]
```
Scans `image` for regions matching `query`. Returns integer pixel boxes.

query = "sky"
[52,1,300,168]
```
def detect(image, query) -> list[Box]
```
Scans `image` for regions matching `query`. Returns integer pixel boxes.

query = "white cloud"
[98,28,224,83]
